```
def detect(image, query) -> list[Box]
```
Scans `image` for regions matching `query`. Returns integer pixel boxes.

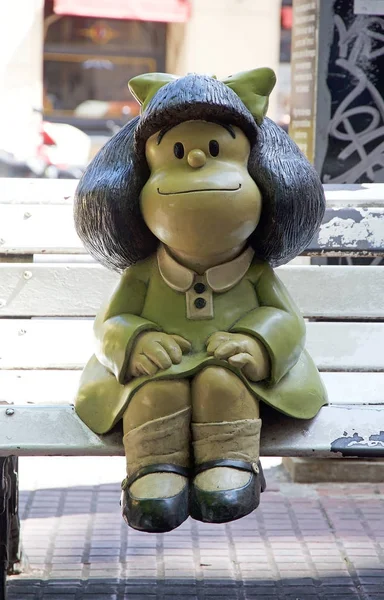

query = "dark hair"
[74,74,325,271]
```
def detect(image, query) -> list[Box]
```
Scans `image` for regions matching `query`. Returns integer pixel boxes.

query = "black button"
[194,282,206,294]
[194,297,206,309]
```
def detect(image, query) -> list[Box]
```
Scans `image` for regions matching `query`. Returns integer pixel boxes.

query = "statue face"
[140,120,262,256]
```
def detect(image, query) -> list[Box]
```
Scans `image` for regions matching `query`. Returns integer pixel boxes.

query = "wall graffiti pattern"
[322,1,384,184]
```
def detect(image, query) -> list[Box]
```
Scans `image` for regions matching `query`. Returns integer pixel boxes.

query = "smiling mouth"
[157,184,242,195]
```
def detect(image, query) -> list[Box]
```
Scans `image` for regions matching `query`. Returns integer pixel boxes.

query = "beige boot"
[189,418,265,523]
[122,407,191,533]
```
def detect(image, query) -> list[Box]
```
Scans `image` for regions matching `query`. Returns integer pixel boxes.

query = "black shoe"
[121,463,190,533]
[189,459,265,524]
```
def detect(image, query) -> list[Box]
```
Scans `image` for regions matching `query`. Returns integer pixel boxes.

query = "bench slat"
[1,264,383,319]
[0,403,382,458]
[0,178,78,205]
[0,205,84,255]
[1,319,383,371]
[1,205,382,256]
[323,183,384,207]
[1,181,384,257]
[307,207,384,255]
[2,179,383,207]
[0,263,116,317]
[1,370,383,406]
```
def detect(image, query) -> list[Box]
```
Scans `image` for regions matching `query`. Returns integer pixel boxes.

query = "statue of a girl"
[74,68,327,533]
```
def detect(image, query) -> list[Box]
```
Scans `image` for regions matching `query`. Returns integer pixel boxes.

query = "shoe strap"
[122,463,190,490]
[194,459,260,476]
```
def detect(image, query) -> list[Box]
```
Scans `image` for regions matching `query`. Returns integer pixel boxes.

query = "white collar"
[157,244,254,293]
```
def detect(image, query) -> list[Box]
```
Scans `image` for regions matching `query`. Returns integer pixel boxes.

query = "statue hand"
[128,331,191,378]
[206,332,270,382]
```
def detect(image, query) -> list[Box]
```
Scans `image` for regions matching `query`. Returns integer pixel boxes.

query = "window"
[43,1,166,131]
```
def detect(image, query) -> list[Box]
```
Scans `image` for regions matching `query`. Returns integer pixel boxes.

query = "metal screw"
[23,271,32,280]
[23,212,31,219]
[5,408,14,416]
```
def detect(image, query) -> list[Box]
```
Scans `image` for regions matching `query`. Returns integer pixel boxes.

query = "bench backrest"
[1,180,383,259]
[0,179,383,405]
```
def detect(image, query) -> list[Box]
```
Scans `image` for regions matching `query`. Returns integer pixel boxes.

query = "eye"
[174,142,185,159]
[209,140,219,157]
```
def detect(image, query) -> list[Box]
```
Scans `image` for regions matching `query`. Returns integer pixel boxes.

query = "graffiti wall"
[321,0,384,183]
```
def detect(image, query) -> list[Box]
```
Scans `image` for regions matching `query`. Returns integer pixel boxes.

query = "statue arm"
[230,263,306,384]
[94,267,161,384]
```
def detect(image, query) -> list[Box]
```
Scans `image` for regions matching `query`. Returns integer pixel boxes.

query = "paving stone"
[6,464,384,599]
[203,591,240,598]
[158,595,196,600]
[8,595,37,600]
[318,576,352,584]
[82,596,117,600]
[244,595,278,600]
[42,596,77,600]
[162,580,196,587]
[162,587,198,595]
[283,585,318,594]
[84,584,119,593]
[241,585,278,594]
[283,595,319,600]
[358,576,384,584]
[122,596,156,600]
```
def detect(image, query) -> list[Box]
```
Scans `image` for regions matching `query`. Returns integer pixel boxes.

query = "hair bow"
[129,68,276,126]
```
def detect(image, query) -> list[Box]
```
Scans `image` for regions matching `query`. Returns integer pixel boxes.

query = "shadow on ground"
[8,575,384,599]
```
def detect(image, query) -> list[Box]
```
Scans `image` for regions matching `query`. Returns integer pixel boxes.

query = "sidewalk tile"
[6,461,384,599]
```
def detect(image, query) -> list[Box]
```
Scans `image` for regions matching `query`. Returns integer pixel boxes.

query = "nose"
[187,149,206,168]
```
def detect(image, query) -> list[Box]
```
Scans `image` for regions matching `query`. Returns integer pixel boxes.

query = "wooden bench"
[1,179,384,597]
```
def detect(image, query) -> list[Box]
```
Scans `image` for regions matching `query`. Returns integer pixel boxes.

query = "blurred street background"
[0,0,289,179]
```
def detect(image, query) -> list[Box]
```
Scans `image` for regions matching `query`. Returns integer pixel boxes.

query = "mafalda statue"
[74,68,327,533]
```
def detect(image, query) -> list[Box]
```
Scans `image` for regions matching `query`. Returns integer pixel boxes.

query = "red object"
[41,127,56,147]
[281,6,292,30]
[54,0,190,22]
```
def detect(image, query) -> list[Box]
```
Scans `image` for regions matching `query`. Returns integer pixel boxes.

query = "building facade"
[1,0,281,156]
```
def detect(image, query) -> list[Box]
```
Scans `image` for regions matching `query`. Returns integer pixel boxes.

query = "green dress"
[75,246,327,434]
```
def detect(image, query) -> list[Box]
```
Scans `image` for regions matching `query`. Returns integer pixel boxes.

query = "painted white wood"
[321,372,384,405]
[0,204,84,255]
[1,183,383,256]
[1,180,383,456]
[305,322,384,372]
[0,403,383,457]
[317,206,384,251]
[0,405,124,456]
[0,177,78,204]
[0,370,81,405]
[1,179,383,208]
[279,265,384,319]
[323,183,384,207]
[0,319,383,371]
[1,370,383,406]
[0,264,383,319]
[0,263,117,316]
[0,319,93,370]
[2,204,383,256]
[34,254,94,263]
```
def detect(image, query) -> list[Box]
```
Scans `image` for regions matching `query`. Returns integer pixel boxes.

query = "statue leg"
[190,366,265,523]
[121,379,191,533]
